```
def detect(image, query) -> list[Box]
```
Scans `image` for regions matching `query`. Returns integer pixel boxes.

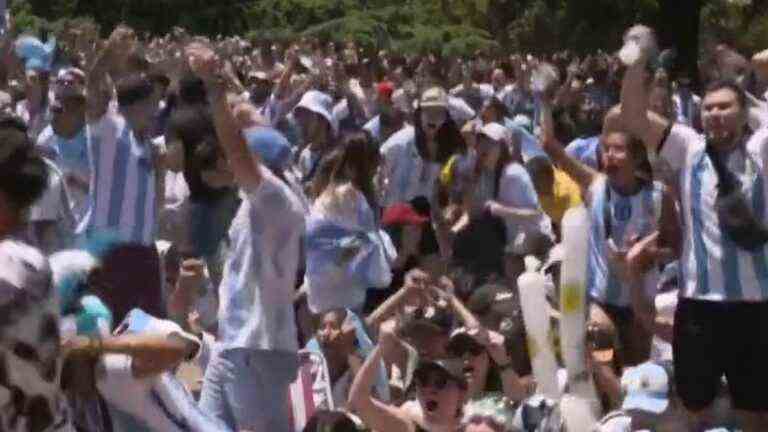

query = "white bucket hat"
[295,90,339,136]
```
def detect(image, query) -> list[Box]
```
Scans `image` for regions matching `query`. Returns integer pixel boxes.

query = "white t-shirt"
[661,124,768,302]
[217,167,305,352]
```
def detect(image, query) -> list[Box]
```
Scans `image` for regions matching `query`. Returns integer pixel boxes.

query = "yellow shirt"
[539,169,582,225]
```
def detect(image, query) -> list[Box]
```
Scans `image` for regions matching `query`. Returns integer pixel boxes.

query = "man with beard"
[37,68,90,223]
[621,24,768,431]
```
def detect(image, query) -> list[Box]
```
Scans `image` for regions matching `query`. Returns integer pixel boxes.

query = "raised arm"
[619,25,670,152]
[539,100,598,193]
[273,47,298,100]
[64,332,197,379]
[365,269,426,331]
[348,332,413,432]
[86,26,136,122]
[186,43,262,191]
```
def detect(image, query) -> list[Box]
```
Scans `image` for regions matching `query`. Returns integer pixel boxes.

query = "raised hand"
[185,42,221,84]
[619,24,657,66]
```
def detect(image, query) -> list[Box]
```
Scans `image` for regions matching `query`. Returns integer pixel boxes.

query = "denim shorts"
[198,347,299,432]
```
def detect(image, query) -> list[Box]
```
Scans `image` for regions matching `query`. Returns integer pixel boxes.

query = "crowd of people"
[1,10,768,431]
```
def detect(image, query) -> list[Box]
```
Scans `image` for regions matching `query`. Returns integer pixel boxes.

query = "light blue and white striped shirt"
[78,113,158,246]
[587,177,662,307]
[663,124,768,302]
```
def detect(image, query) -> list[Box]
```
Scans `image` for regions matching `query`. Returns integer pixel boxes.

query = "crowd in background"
[1,10,768,432]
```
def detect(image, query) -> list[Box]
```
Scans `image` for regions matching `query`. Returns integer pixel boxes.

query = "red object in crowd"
[377,81,395,101]
[382,203,429,227]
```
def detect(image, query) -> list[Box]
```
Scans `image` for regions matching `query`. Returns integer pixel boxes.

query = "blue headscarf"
[305,309,391,402]
[15,35,56,73]
[50,249,113,337]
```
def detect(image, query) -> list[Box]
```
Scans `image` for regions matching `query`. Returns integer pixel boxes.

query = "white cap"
[621,362,670,414]
[295,90,339,135]
[478,122,512,145]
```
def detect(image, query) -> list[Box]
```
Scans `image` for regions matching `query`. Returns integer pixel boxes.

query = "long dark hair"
[413,107,466,164]
[488,139,515,199]
[313,130,381,209]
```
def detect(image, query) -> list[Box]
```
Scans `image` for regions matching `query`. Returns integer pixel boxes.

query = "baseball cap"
[478,122,512,145]
[377,81,395,101]
[243,126,292,172]
[295,90,339,135]
[419,86,449,109]
[620,362,670,414]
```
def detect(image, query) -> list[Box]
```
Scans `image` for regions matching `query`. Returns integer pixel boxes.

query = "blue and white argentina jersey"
[78,113,158,246]
[663,124,768,302]
[587,177,663,307]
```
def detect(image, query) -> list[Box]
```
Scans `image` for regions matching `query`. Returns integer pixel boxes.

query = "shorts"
[673,298,768,412]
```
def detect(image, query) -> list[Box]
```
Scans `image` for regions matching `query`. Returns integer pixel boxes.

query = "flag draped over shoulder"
[305,213,397,312]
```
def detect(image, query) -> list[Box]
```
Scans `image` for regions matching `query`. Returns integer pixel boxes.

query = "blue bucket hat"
[243,126,292,172]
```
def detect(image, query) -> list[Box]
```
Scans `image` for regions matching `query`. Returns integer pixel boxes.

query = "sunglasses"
[415,371,450,391]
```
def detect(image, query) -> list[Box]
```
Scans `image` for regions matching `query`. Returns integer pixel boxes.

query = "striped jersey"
[78,113,159,246]
[587,177,663,307]
[662,124,768,302]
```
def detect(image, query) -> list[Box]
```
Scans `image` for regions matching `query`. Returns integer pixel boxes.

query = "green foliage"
[701,0,768,55]
[9,0,767,57]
